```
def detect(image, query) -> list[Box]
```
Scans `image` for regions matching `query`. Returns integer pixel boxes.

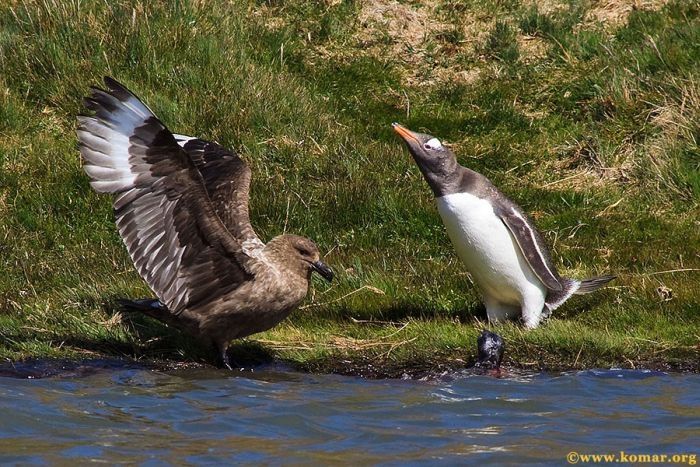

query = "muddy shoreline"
[1,353,696,380]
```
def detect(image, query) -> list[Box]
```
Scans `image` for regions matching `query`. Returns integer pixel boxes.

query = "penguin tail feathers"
[573,275,616,295]
[546,275,616,312]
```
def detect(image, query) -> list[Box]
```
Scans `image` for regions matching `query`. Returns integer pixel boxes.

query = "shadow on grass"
[315,301,487,323]
[98,300,277,367]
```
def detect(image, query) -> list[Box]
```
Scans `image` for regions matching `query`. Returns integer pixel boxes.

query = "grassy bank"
[0,0,698,375]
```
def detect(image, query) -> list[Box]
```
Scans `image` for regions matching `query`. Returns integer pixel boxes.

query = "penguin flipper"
[497,206,563,291]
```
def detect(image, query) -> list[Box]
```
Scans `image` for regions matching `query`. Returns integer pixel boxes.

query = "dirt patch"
[355,0,447,86]
[517,34,549,63]
[583,0,671,29]
[356,0,441,55]
[431,67,482,87]
[313,0,494,88]
[522,0,570,15]
[254,1,537,88]
[356,0,502,87]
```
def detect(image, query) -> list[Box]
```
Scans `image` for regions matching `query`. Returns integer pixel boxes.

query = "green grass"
[0,0,698,375]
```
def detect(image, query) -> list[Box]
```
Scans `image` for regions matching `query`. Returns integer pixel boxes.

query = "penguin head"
[392,123,459,196]
[475,330,504,370]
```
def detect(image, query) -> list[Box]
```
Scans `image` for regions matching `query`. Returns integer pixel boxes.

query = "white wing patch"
[78,116,137,193]
[173,134,196,148]
[119,93,154,119]
[77,88,161,194]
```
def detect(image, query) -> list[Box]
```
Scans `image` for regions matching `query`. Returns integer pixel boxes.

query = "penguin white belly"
[436,193,544,305]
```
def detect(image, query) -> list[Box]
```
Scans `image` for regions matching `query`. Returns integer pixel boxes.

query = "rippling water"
[0,361,697,464]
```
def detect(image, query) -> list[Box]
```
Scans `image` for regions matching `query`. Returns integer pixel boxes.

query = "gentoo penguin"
[393,123,614,329]
[77,77,333,369]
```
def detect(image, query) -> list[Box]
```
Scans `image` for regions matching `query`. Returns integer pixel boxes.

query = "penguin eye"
[424,138,443,151]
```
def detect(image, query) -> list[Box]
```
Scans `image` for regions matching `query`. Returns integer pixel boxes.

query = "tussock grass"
[0,0,697,374]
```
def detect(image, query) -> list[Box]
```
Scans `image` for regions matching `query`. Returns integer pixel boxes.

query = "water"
[0,362,697,465]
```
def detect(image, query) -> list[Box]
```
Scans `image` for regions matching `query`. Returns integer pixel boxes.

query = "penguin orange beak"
[392,122,420,145]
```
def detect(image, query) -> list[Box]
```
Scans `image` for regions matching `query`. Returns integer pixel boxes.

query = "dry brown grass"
[583,0,671,29]
[639,77,700,198]
[517,34,550,63]
[354,0,452,86]
[307,0,492,87]
[522,0,569,15]
[356,0,442,54]
[254,0,673,91]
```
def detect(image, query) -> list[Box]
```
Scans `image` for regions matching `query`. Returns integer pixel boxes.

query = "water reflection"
[0,362,697,464]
